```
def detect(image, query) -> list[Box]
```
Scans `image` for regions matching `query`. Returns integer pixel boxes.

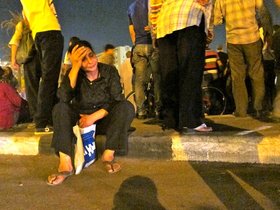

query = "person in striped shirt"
[149,0,214,133]
[214,0,265,118]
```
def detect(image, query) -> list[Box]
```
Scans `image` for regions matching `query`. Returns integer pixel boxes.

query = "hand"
[196,0,209,6]
[11,60,20,71]
[69,45,90,70]
[79,114,95,128]
[206,30,214,45]
[144,25,151,32]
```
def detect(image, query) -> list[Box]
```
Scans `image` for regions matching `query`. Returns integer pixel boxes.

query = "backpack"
[16,22,34,64]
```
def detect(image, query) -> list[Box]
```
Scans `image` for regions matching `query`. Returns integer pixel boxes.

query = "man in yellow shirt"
[20,0,64,134]
[214,0,265,118]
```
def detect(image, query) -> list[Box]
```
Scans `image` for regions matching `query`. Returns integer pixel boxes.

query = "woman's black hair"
[0,66,4,78]
[68,40,94,54]
[69,36,80,45]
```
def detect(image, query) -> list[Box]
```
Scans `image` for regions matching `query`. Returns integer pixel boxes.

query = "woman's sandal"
[46,170,74,186]
[103,160,121,174]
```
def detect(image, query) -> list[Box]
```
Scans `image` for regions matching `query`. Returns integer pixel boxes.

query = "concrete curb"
[0,116,280,164]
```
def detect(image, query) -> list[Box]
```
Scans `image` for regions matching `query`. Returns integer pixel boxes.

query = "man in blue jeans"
[20,0,64,134]
[128,0,161,119]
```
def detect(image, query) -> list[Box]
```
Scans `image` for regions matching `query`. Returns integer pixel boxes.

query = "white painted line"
[236,126,272,136]
[227,170,278,210]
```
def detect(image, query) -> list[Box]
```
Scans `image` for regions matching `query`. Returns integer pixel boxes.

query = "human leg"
[227,43,248,117]
[51,102,79,157]
[97,100,135,156]
[157,33,179,129]
[263,59,276,111]
[132,45,150,118]
[272,33,280,118]
[148,46,161,115]
[34,31,63,129]
[177,26,206,129]
[272,70,280,118]
[245,39,265,113]
[23,49,41,119]
[97,101,134,172]
[48,102,79,185]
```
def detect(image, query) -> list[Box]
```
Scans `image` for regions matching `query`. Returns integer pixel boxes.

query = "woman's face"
[81,49,98,72]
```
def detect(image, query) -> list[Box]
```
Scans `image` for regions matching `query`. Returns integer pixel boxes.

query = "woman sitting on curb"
[0,66,30,130]
[47,40,135,186]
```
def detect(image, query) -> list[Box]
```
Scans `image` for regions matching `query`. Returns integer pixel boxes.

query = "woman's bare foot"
[102,149,115,162]
[102,149,121,173]
[58,152,73,172]
[47,152,73,186]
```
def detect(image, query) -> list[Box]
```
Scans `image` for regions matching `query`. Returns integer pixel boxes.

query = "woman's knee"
[52,102,78,123]
[113,101,135,118]
[121,100,135,113]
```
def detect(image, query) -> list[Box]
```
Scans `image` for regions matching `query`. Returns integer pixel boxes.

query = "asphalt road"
[0,155,280,210]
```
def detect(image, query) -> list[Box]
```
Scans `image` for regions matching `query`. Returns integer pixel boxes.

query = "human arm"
[204,0,214,45]
[10,45,20,70]
[79,109,108,128]
[49,0,57,17]
[129,24,136,45]
[257,3,273,44]
[57,45,89,103]
[213,0,224,26]
[9,21,23,70]
[128,11,136,45]
[149,0,163,39]
[68,45,89,89]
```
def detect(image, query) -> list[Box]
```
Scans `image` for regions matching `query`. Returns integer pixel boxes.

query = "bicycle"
[202,86,226,115]
[125,74,156,118]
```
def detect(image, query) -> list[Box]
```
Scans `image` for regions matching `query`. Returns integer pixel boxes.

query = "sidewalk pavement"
[0,115,280,164]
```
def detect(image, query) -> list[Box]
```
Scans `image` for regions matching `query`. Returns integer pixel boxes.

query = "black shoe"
[269,116,280,123]
[137,114,147,120]
[128,126,136,132]
[34,126,53,135]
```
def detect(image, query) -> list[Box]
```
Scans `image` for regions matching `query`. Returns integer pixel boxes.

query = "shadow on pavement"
[112,175,166,210]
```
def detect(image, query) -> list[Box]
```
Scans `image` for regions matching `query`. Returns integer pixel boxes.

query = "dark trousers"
[272,30,280,117]
[51,101,135,158]
[23,45,41,118]
[263,59,276,111]
[34,30,64,128]
[227,40,264,115]
[157,25,206,130]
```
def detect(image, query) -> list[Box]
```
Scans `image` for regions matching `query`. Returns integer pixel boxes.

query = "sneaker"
[180,123,213,134]
[34,126,53,135]
[193,123,213,132]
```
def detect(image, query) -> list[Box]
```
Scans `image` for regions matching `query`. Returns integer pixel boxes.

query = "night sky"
[0,0,279,60]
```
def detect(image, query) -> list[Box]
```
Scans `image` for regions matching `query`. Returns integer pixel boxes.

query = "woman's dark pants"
[51,101,135,158]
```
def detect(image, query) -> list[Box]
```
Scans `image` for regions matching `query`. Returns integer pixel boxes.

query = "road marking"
[257,135,280,163]
[227,170,278,210]
[236,125,272,136]
[171,133,188,161]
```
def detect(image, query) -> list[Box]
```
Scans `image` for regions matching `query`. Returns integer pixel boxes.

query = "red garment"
[0,82,22,129]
